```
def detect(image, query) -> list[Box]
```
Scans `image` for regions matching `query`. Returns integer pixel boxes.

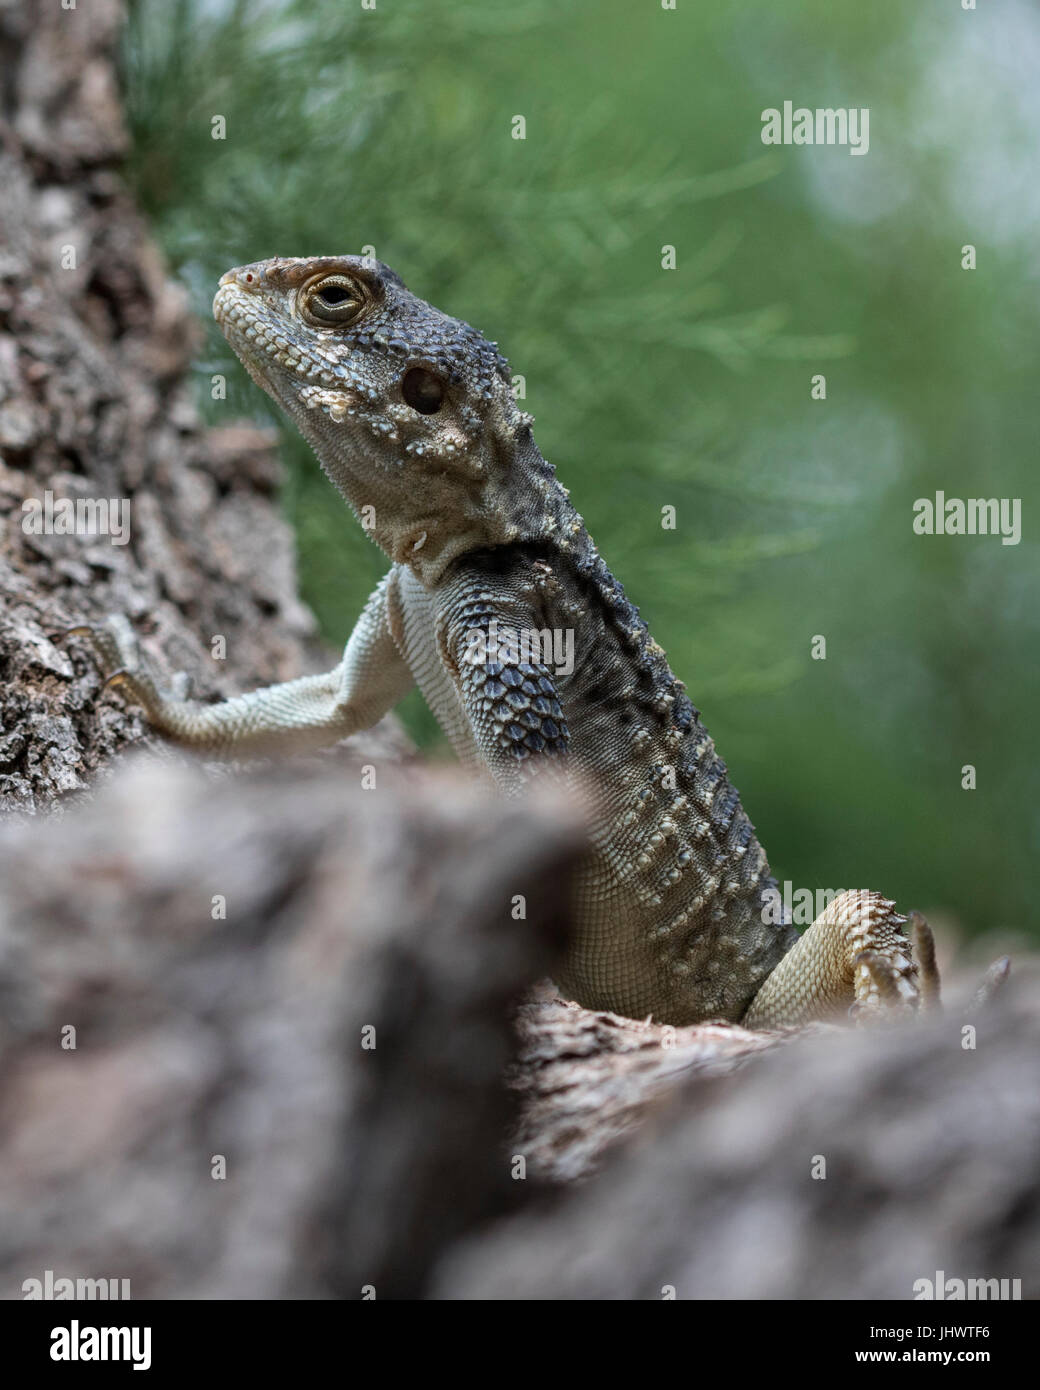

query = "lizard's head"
[214,255,568,579]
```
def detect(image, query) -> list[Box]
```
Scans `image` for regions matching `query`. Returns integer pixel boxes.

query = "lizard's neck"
[320,422,584,586]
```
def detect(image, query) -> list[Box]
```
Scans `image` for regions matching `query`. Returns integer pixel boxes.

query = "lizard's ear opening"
[401,367,445,415]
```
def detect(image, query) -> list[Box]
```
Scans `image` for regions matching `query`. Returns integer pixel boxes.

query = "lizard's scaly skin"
[72,255,942,1028]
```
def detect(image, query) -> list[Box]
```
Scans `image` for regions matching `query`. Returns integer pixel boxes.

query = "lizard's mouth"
[213,279,343,397]
[212,281,281,398]
[212,279,266,349]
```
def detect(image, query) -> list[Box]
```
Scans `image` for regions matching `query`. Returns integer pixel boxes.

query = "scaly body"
[73,255,942,1027]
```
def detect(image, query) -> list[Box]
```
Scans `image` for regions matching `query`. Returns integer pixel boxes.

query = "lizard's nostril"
[218,267,258,289]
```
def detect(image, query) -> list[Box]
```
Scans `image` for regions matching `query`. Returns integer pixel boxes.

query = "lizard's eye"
[301,275,365,326]
[402,367,444,415]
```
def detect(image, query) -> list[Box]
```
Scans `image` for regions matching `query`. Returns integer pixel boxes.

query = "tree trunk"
[0,0,407,816]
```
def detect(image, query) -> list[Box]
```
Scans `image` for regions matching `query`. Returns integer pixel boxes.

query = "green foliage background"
[122,0,1038,941]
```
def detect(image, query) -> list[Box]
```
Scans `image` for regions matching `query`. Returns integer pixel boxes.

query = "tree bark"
[0,762,583,1299]
[0,0,407,817]
[439,984,1040,1299]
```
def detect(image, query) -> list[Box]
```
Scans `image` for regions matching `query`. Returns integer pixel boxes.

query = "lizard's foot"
[849,906,943,1023]
[55,614,364,757]
[850,905,1009,1021]
[745,889,939,1030]
[55,615,176,728]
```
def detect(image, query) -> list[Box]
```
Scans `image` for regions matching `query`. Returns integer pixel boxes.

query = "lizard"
[63,254,1005,1029]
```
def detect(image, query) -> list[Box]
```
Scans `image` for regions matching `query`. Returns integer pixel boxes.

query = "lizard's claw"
[849,946,918,1024]
[849,906,948,1026]
[908,910,942,1011]
[908,908,1010,1017]
[850,909,942,1024]
[58,615,167,724]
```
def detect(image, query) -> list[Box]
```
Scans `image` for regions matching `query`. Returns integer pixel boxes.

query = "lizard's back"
[388,543,796,1023]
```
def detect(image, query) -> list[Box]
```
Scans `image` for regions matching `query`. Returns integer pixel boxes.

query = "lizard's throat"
[299,427,493,582]
[315,427,579,585]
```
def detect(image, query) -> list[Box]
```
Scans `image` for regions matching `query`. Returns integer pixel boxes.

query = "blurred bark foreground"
[0,0,1037,1303]
[0,762,583,1299]
[0,759,1036,1299]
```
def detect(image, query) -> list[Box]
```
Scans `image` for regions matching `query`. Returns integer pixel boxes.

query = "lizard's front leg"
[743,889,941,1029]
[439,568,571,799]
[62,574,414,758]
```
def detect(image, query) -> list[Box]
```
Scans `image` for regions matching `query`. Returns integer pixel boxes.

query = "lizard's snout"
[218,263,263,290]
[213,264,267,328]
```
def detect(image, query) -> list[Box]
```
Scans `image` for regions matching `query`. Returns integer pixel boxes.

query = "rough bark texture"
[508,982,809,1184]
[0,0,407,819]
[438,985,1040,1300]
[0,761,582,1300]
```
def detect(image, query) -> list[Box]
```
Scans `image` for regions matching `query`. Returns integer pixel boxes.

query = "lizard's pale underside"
[72,254,994,1028]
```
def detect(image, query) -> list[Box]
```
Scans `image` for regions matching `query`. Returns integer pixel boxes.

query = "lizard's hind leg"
[743,889,937,1030]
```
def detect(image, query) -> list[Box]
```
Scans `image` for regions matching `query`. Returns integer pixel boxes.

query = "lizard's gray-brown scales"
[74,254,939,1028]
